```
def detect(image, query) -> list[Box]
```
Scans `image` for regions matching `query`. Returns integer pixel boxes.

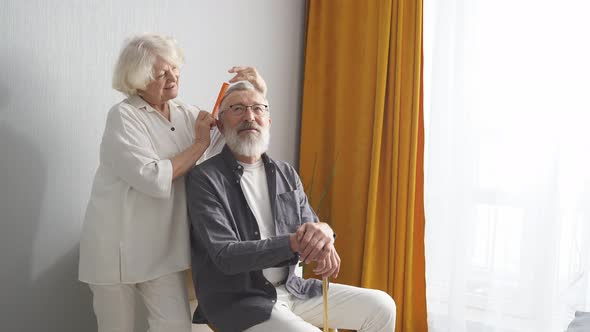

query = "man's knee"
[368,289,397,325]
[372,289,396,310]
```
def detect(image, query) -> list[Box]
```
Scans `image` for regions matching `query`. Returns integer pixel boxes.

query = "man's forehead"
[225,90,265,103]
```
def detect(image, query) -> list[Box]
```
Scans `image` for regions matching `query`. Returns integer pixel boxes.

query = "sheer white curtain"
[424,1,590,331]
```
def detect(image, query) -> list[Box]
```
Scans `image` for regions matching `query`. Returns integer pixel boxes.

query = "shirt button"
[170,127,175,131]
[271,300,276,303]
[254,231,259,235]
[265,281,270,285]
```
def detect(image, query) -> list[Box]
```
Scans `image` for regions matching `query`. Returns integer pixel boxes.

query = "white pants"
[244,283,396,332]
[88,271,191,332]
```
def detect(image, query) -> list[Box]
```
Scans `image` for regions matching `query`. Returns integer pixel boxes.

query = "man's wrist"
[289,233,299,252]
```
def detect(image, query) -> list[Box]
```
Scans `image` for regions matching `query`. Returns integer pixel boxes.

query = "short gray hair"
[112,34,185,96]
[218,81,268,119]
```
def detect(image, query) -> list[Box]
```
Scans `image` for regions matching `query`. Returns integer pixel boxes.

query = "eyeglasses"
[223,104,269,116]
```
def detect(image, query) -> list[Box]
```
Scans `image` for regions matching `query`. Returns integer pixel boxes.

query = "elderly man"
[186,82,396,332]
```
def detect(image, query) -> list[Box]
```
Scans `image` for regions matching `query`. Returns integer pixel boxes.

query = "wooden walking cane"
[323,277,329,332]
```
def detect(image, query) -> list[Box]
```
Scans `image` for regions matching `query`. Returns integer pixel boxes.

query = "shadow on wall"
[0,59,95,331]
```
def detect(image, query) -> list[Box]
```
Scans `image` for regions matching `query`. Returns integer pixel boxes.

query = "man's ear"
[216,118,224,133]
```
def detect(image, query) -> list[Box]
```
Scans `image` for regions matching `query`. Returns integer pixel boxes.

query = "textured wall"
[0,1,306,331]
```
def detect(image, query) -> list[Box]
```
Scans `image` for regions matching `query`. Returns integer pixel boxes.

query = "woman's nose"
[166,70,178,82]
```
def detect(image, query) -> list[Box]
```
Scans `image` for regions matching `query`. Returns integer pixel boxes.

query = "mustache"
[237,122,261,133]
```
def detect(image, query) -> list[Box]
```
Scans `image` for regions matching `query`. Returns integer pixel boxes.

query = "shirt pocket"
[276,189,302,225]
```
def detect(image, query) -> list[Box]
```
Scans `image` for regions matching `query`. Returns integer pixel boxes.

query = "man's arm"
[288,166,337,265]
[186,167,298,275]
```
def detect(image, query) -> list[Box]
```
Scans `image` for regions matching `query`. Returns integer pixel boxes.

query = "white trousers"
[244,283,396,332]
[88,271,191,332]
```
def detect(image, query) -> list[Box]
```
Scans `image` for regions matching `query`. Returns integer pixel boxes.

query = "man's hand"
[313,244,341,279]
[228,66,267,96]
[295,222,334,264]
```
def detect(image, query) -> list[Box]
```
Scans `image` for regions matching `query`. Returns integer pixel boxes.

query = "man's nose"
[242,108,256,121]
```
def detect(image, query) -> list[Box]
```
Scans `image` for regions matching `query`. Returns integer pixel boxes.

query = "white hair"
[112,34,185,96]
[218,81,268,119]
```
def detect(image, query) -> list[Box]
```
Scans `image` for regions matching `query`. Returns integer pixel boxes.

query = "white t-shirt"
[238,160,289,285]
[79,95,224,284]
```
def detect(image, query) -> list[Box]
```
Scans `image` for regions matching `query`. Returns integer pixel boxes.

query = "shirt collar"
[127,95,180,113]
[221,145,274,180]
[127,95,152,111]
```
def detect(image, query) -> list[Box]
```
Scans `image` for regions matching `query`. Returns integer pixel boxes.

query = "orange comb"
[211,82,229,118]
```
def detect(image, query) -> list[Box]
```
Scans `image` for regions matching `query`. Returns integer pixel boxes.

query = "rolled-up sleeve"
[100,107,173,198]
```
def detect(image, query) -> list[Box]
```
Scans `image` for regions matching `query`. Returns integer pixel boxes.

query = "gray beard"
[224,126,270,158]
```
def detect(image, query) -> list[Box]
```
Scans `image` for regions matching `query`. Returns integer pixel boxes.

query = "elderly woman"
[78,34,267,332]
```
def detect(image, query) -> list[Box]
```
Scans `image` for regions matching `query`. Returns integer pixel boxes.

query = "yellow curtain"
[299,1,427,331]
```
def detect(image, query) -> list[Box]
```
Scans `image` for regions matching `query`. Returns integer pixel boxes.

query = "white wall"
[0,1,306,331]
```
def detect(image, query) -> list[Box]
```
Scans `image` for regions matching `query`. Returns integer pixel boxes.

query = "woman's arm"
[171,110,215,180]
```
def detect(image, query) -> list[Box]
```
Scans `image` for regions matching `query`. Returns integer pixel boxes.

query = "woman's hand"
[194,110,215,147]
[228,66,267,96]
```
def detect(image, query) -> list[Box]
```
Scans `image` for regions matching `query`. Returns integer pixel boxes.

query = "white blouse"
[78,95,224,284]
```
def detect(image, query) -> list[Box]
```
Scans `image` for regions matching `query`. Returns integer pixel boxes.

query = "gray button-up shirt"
[186,145,322,332]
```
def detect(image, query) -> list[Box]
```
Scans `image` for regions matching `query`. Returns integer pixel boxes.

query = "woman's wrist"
[192,141,209,155]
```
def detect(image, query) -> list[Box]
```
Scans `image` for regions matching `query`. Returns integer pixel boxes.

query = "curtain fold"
[300,1,426,331]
